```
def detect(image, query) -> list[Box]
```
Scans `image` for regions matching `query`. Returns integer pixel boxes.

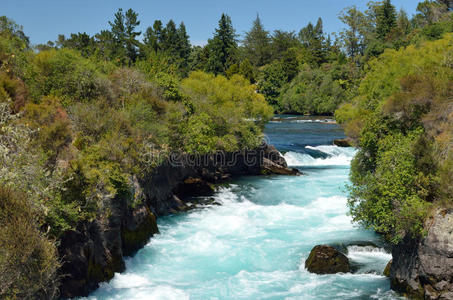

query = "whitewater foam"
[284,145,356,167]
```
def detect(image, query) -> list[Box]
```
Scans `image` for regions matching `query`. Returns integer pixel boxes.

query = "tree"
[124,9,141,64]
[257,61,287,106]
[94,30,116,61]
[143,20,163,53]
[270,30,300,60]
[161,20,179,56]
[177,22,191,62]
[206,14,238,75]
[243,15,272,67]
[61,32,95,57]
[397,9,412,36]
[0,16,29,48]
[375,0,397,41]
[108,8,141,65]
[299,18,326,65]
[109,8,127,62]
[415,0,450,26]
[339,6,367,57]
[281,48,299,81]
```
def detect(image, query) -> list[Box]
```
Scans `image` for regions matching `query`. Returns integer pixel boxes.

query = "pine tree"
[109,8,127,62]
[243,15,271,67]
[161,20,179,57]
[177,22,191,61]
[124,8,141,64]
[376,0,397,41]
[397,9,411,36]
[299,18,326,65]
[108,8,141,65]
[206,14,238,75]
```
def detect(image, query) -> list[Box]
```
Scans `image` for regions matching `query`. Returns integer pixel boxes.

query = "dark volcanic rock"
[59,176,159,298]
[384,260,392,277]
[58,221,119,298]
[333,138,352,147]
[58,144,294,297]
[263,144,288,167]
[390,209,453,299]
[262,158,300,175]
[176,177,215,198]
[305,245,350,274]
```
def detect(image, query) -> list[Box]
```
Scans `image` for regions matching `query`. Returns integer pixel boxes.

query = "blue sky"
[3,0,420,46]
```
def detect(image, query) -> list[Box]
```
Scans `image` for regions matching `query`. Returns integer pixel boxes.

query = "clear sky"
[3,0,420,46]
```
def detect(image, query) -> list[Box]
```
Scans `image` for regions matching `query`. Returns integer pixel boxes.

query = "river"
[85,115,400,300]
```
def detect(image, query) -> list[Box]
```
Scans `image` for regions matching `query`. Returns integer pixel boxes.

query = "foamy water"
[82,118,399,300]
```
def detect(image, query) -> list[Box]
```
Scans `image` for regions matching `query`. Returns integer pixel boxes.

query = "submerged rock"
[390,209,453,299]
[305,245,350,274]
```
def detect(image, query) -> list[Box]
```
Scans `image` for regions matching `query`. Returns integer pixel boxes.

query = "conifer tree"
[376,0,397,41]
[243,15,271,67]
[206,14,238,75]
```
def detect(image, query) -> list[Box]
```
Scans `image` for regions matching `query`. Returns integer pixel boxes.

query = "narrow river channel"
[86,115,399,300]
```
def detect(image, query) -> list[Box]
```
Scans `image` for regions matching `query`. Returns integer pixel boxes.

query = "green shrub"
[0,186,59,299]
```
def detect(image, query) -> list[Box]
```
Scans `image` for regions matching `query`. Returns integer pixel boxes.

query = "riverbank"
[83,116,397,299]
[58,144,297,298]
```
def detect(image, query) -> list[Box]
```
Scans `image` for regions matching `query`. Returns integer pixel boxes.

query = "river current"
[85,115,400,300]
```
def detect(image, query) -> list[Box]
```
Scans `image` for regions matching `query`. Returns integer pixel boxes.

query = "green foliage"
[279,61,358,115]
[25,48,108,104]
[180,71,273,153]
[257,61,287,107]
[243,15,272,67]
[376,0,397,41]
[0,187,60,299]
[337,34,453,242]
[205,14,238,75]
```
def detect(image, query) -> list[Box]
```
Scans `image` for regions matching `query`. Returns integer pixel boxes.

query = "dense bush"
[278,61,359,115]
[180,71,273,153]
[336,34,453,242]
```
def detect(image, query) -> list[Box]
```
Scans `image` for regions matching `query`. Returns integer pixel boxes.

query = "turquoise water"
[85,116,399,300]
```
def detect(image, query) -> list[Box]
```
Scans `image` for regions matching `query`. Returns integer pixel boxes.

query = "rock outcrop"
[262,157,300,175]
[305,245,350,274]
[390,209,453,300]
[58,176,159,298]
[58,144,294,297]
[333,138,352,147]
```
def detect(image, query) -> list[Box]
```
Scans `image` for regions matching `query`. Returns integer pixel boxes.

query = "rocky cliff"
[390,209,453,300]
[58,144,297,298]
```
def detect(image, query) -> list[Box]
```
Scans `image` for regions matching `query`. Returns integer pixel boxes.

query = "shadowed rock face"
[58,144,293,298]
[390,209,453,300]
[305,245,350,274]
[333,138,352,147]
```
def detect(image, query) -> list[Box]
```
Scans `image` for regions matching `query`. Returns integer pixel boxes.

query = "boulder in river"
[262,157,300,175]
[305,245,350,274]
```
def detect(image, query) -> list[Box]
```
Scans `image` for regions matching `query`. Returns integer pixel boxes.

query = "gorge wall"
[57,144,297,298]
[390,209,453,300]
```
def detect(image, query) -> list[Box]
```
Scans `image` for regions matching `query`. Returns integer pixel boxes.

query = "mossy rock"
[383,259,392,277]
[305,245,350,274]
[122,208,159,256]
[87,259,115,284]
